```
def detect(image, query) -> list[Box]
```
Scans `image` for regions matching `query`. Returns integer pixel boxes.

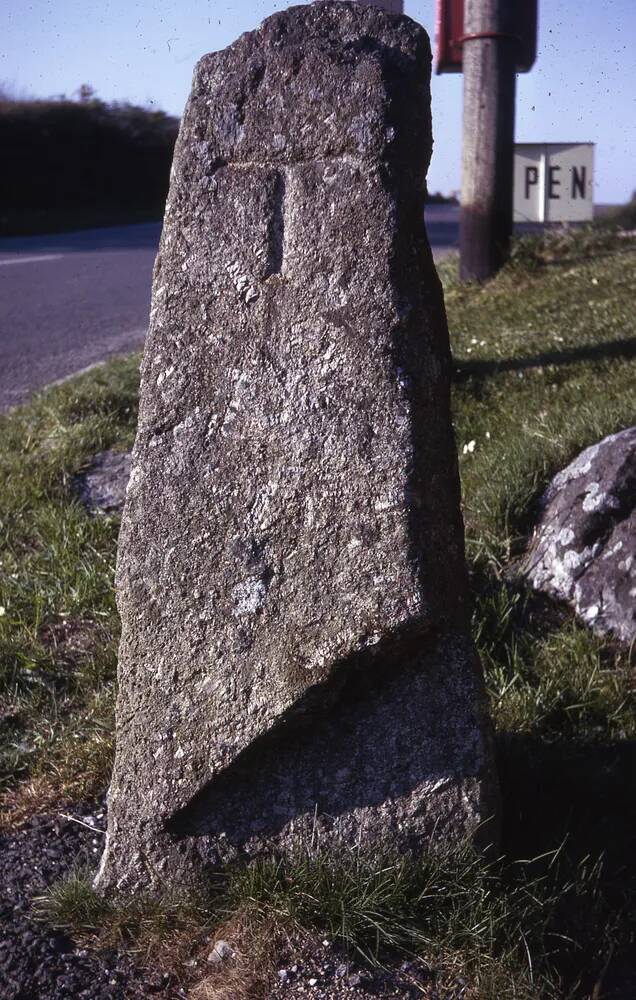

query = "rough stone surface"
[522,427,636,645]
[315,0,404,13]
[75,450,132,514]
[96,1,497,894]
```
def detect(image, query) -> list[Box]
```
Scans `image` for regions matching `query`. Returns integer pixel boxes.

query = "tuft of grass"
[473,580,635,742]
[36,872,281,999]
[36,873,114,935]
[36,871,208,950]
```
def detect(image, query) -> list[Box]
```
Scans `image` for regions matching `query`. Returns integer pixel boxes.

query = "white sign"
[514,143,594,223]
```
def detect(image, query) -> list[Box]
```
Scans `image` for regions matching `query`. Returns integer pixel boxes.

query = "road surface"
[0,224,159,410]
[0,204,577,410]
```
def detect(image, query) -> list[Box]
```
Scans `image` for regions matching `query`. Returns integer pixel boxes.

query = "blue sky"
[2,0,635,202]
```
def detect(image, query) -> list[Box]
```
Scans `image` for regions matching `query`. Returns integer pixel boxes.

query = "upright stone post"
[96,1,498,895]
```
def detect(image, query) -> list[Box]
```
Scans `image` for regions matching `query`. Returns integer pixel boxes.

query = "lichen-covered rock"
[95,1,498,895]
[522,427,636,644]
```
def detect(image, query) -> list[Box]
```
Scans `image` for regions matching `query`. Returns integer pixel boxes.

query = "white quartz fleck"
[232,577,268,616]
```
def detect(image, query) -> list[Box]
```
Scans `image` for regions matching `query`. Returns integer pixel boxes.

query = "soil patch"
[0,803,175,999]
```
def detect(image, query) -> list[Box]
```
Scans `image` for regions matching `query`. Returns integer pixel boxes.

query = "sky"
[2,0,635,203]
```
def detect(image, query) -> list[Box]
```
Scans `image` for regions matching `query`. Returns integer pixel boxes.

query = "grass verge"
[0,356,139,824]
[2,227,635,996]
[35,842,630,999]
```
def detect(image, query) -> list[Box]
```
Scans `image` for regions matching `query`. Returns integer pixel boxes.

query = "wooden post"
[459,0,517,282]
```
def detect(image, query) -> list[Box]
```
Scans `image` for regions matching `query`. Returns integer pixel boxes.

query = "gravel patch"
[0,804,174,999]
[268,938,469,999]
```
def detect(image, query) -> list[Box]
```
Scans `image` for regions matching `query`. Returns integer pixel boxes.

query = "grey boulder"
[522,427,636,645]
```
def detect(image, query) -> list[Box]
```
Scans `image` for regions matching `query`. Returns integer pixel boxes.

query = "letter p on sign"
[514,143,594,223]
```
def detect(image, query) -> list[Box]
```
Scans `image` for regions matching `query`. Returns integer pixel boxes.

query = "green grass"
[441,242,636,753]
[222,846,620,998]
[36,841,628,999]
[0,356,139,820]
[4,227,636,996]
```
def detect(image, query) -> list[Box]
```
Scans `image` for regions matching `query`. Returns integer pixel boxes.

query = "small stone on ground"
[74,450,131,514]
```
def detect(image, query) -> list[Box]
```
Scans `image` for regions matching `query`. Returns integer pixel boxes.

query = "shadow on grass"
[454,336,636,382]
[471,560,567,639]
[499,733,636,874]
[499,732,636,995]
[470,547,636,993]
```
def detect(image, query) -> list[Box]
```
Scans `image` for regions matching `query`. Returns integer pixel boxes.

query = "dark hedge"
[0,97,178,234]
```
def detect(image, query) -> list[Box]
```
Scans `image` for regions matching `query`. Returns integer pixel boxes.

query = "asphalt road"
[0,224,160,410]
[0,204,496,410]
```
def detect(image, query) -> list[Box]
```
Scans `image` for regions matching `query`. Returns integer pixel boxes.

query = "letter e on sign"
[514,143,594,223]
[548,165,561,200]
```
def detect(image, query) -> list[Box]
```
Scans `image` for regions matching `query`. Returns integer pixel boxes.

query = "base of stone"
[95,633,498,896]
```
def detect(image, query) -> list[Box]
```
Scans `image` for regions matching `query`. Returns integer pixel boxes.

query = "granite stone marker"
[96,1,498,894]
